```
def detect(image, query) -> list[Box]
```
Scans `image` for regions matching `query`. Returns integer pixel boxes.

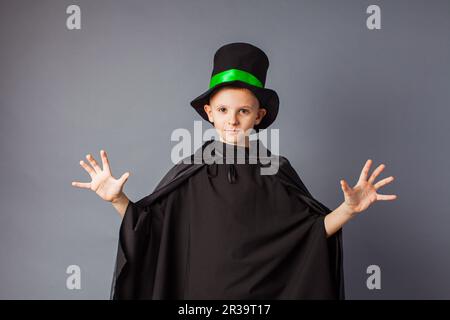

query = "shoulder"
[278,155,293,169]
[135,153,203,209]
[153,153,199,190]
[271,155,314,199]
[271,154,298,177]
[273,155,298,180]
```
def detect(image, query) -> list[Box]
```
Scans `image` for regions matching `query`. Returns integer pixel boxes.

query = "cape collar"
[191,139,277,165]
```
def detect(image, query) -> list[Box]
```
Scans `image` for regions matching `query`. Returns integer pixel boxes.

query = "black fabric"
[110,140,345,299]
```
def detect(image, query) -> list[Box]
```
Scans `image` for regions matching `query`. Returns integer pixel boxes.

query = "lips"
[224,130,240,135]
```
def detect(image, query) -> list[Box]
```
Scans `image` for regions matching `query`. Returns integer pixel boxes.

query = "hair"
[208,84,260,108]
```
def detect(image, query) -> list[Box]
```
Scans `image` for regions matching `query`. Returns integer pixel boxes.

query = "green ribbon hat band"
[209,69,263,89]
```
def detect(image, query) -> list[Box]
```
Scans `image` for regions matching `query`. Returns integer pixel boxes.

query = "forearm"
[324,202,356,238]
[111,192,130,219]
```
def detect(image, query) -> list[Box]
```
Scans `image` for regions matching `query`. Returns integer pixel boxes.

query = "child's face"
[203,87,267,146]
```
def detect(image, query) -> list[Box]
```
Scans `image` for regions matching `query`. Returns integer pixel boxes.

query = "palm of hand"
[341,159,397,214]
[90,172,123,202]
[72,150,130,203]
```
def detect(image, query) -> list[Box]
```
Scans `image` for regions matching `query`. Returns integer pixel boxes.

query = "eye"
[218,107,227,113]
[240,109,250,114]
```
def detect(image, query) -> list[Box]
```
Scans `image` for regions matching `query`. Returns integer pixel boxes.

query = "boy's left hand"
[340,159,397,215]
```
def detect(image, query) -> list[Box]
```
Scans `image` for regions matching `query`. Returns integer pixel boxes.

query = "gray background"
[0,0,449,299]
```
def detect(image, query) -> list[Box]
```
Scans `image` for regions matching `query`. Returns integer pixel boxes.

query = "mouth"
[224,130,240,135]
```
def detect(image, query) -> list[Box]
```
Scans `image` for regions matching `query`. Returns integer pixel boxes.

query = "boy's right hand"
[72,150,130,203]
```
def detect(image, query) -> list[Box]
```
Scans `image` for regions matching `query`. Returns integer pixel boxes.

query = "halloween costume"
[110,43,345,299]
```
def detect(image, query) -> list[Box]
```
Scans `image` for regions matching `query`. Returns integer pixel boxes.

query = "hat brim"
[190,80,279,130]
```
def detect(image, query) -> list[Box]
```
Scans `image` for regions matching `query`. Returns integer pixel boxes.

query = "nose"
[228,112,239,126]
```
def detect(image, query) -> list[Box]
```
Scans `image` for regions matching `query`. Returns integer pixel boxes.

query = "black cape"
[110,139,345,299]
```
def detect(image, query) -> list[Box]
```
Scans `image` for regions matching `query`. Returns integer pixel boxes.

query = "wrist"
[340,202,357,219]
[112,192,126,204]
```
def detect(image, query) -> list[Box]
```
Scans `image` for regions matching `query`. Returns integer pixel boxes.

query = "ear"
[203,104,214,123]
[255,107,267,125]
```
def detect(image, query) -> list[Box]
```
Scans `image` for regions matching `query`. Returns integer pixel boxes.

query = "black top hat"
[190,42,279,130]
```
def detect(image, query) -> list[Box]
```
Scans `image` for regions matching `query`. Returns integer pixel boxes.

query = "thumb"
[340,179,350,193]
[119,172,130,184]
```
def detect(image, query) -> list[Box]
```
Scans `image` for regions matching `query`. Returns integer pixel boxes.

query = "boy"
[72,42,397,299]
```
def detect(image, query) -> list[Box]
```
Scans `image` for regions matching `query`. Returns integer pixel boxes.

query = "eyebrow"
[216,104,254,109]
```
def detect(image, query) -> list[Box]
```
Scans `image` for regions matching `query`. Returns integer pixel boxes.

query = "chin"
[222,135,246,146]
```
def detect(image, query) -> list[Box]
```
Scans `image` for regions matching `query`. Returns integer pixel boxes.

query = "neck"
[219,136,250,148]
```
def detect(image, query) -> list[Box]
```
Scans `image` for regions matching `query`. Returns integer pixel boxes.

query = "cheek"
[212,112,223,122]
[209,111,218,122]
[211,113,226,128]
[246,113,259,123]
